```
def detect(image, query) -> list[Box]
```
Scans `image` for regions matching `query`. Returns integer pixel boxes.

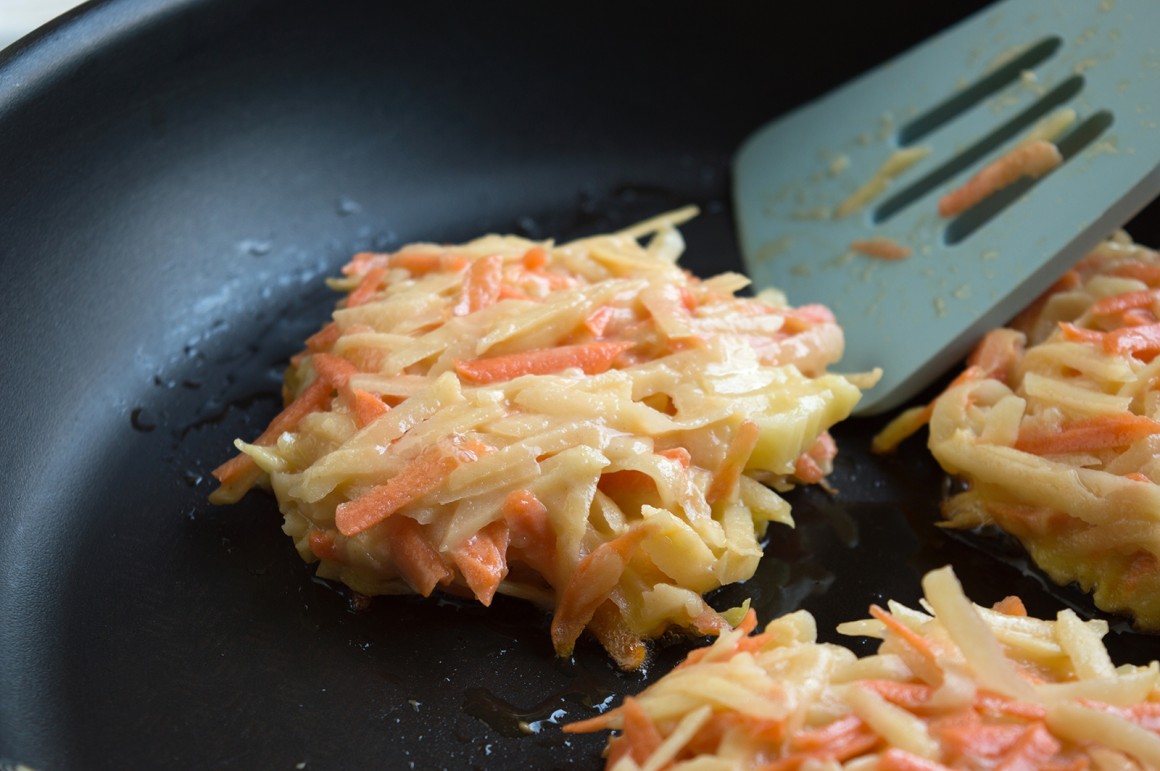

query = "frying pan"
[4,2,1160,768]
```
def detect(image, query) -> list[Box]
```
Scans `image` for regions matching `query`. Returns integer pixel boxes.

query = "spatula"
[733,0,1160,415]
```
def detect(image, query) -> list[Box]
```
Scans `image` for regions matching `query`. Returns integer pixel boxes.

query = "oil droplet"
[131,407,157,432]
[237,238,272,256]
[182,470,203,487]
[337,196,362,216]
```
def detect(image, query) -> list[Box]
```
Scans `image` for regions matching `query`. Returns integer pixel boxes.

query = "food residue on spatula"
[209,207,878,669]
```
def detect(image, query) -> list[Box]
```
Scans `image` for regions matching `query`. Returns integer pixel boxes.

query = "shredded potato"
[566,565,1160,769]
[874,234,1160,630]
[209,208,873,668]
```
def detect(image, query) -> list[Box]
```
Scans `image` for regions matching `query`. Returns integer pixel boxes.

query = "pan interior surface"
[4,1,1159,768]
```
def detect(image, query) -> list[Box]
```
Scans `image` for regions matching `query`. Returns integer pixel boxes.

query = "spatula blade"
[734,0,1160,414]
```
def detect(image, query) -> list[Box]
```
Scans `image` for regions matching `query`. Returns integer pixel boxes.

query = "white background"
[0,0,87,49]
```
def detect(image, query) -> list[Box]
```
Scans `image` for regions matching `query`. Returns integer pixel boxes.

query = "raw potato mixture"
[878,233,1160,631]
[210,208,873,669]
[568,566,1160,770]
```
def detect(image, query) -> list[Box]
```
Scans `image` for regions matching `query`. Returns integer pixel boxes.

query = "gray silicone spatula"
[734,0,1160,415]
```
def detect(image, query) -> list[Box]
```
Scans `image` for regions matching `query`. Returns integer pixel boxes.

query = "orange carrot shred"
[347,265,388,307]
[1090,289,1158,318]
[454,341,634,384]
[1014,413,1160,456]
[860,679,933,710]
[211,376,333,494]
[938,140,1061,218]
[706,420,761,504]
[455,254,504,316]
[991,596,1028,616]
[619,697,663,765]
[658,447,691,469]
[521,246,547,270]
[1110,261,1160,286]
[450,521,510,606]
[502,489,556,581]
[878,748,956,771]
[551,527,648,657]
[583,305,616,338]
[308,529,343,562]
[1104,322,1160,361]
[311,352,360,390]
[1059,321,1104,344]
[850,237,912,261]
[334,444,475,536]
[968,328,1024,383]
[994,722,1061,770]
[382,514,452,596]
[305,321,342,352]
[351,389,389,428]
[869,604,940,682]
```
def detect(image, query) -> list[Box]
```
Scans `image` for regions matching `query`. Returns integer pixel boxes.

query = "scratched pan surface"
[3,1,1160,768]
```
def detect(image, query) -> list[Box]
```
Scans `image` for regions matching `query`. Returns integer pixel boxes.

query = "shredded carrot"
[974,692,1047,721]
[1090,289,1159,318]
[351,389,389,428]
[1121,308,1157,327]
[860,680,934,710]
[502,489,556,581]
[346,265,388,308]
[310,352,359,391]
[869,604,941,683]
[497,284,533,302]
[551,527,647,657]
[618,697,663,765]
[679,286,698,312]
[583,305,616,338]
[789,714,867,752]
[793,431,836,484]
[521,246,547,271]
[1110,261,1160,286]
[308,529,343,562]
[766,717,879,771]
[850,237,912,261]
[994,722,1061,770]
[1014,413,1160,456]
[657,447,692,469]
[1058,321,1104,344]
[334,444,475,536]
[210,376,333,494]
[455,254,504,316]
[1103,321,1160,360]
[991,596,1028,616]
[454,341,634,384]
[967,328,1024,383]
[381,514,452,596]
[450,520,510,606]
[389,250,464,276]
[1125,471,1152,483]
[878,748,956,771]
[305,321,342,352]
[341,251,387,276]
[706,421,761,504]
[938,140,1062,218]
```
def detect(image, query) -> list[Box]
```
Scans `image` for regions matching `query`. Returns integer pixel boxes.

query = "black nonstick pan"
[4,2,1160,768]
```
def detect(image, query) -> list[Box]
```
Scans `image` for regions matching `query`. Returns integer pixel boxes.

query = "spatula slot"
[874,75,1084,224]
[943,109,1115,245]
[897,36,1062,146]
